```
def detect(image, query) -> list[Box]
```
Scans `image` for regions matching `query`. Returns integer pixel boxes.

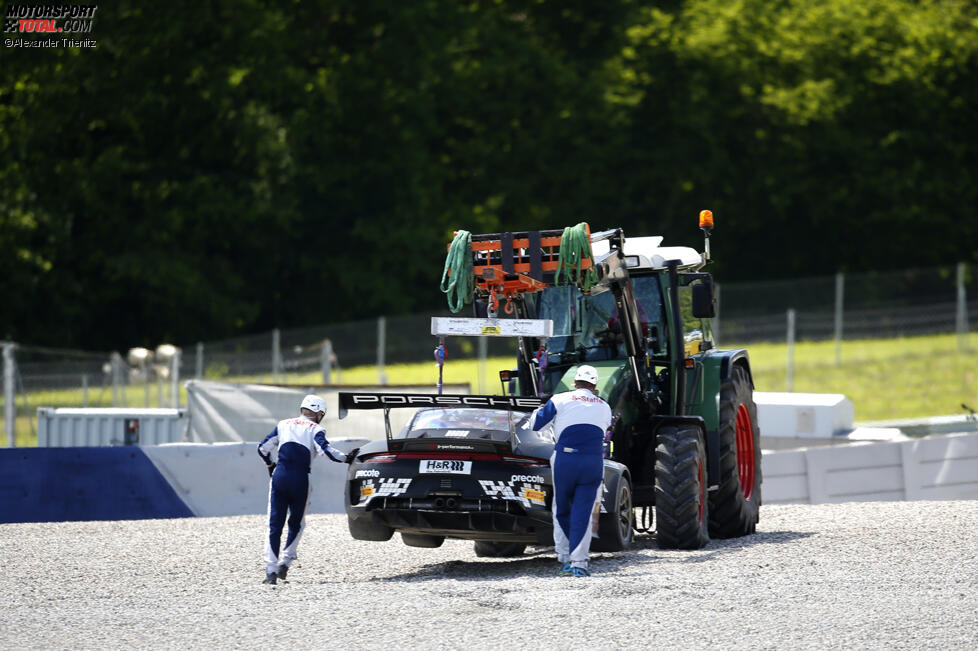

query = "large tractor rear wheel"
[654,424,710,550]
[709,363,762,538]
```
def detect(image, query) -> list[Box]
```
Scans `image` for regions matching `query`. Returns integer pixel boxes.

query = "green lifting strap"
[554,222,598,292]
[440,230,474,313]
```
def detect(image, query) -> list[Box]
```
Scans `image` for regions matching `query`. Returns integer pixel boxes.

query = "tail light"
[362,454,398,463]
[501,455,549,467]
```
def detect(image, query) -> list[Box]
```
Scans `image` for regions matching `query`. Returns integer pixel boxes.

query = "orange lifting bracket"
[452,225,593,301]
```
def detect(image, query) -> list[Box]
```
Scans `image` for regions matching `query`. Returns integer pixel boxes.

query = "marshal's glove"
[344,448,360,464]
[266,462,276,477]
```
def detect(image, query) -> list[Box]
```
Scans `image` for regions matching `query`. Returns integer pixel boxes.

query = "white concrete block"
[755,392,854,440]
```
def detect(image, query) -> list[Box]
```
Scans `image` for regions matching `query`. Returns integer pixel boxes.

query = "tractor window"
[537,285,576,336]
[678,283,707,355]
[535,276,666,356]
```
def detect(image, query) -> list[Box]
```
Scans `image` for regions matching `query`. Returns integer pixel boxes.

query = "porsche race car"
[339,392,634,557]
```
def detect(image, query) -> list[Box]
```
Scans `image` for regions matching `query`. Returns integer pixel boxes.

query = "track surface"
[2,501,977,649]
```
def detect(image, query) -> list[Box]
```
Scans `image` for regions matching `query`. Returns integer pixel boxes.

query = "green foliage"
[1,0,976,349]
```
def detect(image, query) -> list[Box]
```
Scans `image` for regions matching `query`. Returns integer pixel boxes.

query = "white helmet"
[574,365,599,386]
[300,394,326,414]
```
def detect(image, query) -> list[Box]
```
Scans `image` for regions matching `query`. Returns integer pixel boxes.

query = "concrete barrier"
[5,432,975,523]
[0,447,193,523]
[762,431,978,504]
[755,392,906,450]
[142,438,367,517]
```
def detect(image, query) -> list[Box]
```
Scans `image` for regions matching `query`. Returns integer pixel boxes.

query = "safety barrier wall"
[761,431,978,504]
[142,439,367,517]
[0,447,194,523]
[0,439,365,524]
[3,433,976,523]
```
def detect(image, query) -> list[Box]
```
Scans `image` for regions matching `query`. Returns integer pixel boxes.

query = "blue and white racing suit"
[532,388,612,568]
[257,416,347,574]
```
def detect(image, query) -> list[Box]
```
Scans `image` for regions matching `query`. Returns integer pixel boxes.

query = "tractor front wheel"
[654,424,710,550]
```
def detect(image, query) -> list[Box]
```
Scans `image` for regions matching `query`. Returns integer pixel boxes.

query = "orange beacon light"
[699,209,714,232]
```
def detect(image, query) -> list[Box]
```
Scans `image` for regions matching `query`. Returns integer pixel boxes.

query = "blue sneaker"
[571,567,590,578]
[559,562,573,575]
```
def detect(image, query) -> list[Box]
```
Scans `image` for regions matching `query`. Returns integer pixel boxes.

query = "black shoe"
[262,572,277,585]
[277,565,289,581]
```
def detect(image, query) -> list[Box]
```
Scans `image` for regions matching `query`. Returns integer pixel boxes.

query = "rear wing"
[338,392,546,449]
[338,392,544,420]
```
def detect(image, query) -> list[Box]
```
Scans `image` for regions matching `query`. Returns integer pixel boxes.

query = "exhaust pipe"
[433,497,445,509]
[445,497,458,510]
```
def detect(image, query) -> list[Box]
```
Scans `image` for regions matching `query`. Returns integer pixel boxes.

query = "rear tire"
[347,516,394,541]
[708,364,762,538]
[473,541,527,557]
[592,475,634,552]
[401,533,445,548]
[654,424,710,550]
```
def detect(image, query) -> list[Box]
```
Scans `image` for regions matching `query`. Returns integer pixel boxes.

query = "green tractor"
[445,215,761,549]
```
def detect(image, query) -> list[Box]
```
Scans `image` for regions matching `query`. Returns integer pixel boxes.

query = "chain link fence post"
[3,342,16,447]
[957,262,970,353]
[272,328,282,383]
[377,317,387,386]
[171,349,181,408]
[834,272,845,366]
[786,309,796,392]
[321,338,334,385]
[111,351,124,407]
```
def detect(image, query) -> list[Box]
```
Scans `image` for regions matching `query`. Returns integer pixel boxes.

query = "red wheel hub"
[735,404,756,500]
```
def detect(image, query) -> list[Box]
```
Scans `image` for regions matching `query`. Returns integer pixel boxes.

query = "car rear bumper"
[347,498,553,544]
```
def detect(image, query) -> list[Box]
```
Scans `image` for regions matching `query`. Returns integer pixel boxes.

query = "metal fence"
[3,263,974,446]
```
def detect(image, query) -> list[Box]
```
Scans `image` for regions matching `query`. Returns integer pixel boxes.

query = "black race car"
[339,392,634,557]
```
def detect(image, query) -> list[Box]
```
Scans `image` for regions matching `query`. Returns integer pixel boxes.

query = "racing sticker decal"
[478,480,516,500]
[419,459,472,474]
[479,479,548,508]
[359,478,413,503]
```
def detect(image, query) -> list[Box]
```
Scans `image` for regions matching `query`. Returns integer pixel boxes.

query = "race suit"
[257,416,347,574]
[532,388,612,568]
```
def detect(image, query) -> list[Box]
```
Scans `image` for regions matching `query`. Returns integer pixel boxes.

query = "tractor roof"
[592,236,704,271]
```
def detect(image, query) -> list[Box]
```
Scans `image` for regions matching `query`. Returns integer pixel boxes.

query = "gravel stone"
[2,501,977,649]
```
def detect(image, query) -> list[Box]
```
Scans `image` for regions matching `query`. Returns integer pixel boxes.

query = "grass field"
[5,332,976,446]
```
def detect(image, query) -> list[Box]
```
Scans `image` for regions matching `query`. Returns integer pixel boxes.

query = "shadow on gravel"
[367,548,571,582]
[623,530,816,564]
[359,531,815,582]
